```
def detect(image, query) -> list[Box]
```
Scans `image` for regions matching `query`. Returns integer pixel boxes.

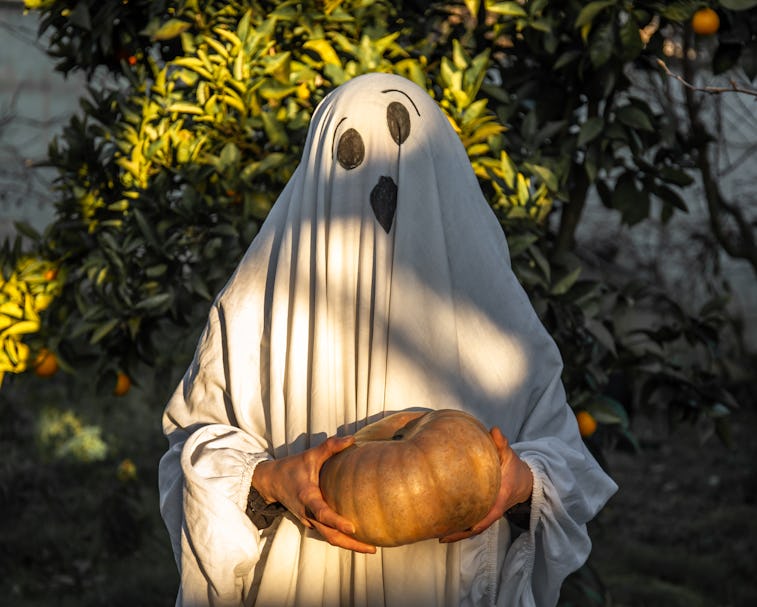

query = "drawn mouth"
[370,175,398,233]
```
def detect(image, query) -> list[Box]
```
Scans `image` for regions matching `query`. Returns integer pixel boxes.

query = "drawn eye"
[336,128,365,170]
[387,101,411,145]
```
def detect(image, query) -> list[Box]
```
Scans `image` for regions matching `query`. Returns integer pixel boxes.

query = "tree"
[2,1,755,600]
[5,0,752,447]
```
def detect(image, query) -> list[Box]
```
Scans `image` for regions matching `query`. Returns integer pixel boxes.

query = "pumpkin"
[319,409,501,547]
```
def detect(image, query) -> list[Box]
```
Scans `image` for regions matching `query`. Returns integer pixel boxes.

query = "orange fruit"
[33,349,59,377]
[117,458,138,482]
[576,410,598,438]
[691,8,720,36]
[113,371,132,396]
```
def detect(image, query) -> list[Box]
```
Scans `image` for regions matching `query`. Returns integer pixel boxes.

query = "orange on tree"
[113,371,132,396]
[691,8,720,36]
[576,410,598,438]
[33,348,59,377]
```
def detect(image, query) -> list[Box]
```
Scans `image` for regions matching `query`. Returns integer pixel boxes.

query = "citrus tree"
[3,0,757,604]
[5,0,753,450]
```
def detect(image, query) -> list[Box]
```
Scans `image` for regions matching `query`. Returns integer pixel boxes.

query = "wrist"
[251,459,277,504]
[514,460,534,506]
[501,451,533,507]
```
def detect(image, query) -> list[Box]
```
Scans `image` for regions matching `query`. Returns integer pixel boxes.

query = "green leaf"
[133,208,161,251]
[658,1,699,21]
[720,0,757,9]
[463,0,480,17]
[145,264,167,278]
[452,38,470,70]
[506,233,539,256]
[577,117,604,147]
[574,0,616,28]
[527,244,551,283]
[655,185,688,213]
[585,318,617,356]
[550,266,582,296]
[584,144,599,183]
[219,142,240,169]
[523,163,558,191]
[708,402,731,419]
[190,272,212,300]
[553,50,581,70]
[13,221,41,242]
[588,22,614,68]
[612,172,649,225]
[615,105,654,131]
[258,81,298,101]
[261,112,289,147]
[586,395,629,427]
[713,43,742,75]
[741,42,757,81]
[167,103,204,115]
[618,15,642,60]
[714,416,733,448]
[68,2,91,30]
[90,318,120,344]
[135,293,173,312]
[303,39,342,66]
[151,19,191,41]
[658,166,694,186]
[488,2,528,17]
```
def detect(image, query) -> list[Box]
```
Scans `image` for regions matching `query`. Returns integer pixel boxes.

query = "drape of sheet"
[158,72,617,607]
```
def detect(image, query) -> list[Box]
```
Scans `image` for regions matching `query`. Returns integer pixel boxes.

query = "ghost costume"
[158,73,617,607]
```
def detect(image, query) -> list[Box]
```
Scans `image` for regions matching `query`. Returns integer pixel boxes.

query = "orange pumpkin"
[320,409,501,547]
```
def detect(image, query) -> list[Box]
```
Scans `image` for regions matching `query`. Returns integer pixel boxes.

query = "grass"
[3,367,756,606]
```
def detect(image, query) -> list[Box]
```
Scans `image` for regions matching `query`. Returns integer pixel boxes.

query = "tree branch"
[658,58,757,98]
[679,45,757,275]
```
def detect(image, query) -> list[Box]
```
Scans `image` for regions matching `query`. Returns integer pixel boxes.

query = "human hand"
[439,426,533,543]
[251,436,377,554]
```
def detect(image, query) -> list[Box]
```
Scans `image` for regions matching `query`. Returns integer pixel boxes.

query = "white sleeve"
[159,424,270,607]
[496,376,618,606]
[158,303,273,606]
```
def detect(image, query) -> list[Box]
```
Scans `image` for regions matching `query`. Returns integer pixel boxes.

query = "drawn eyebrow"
[332,116,349,158]
[381,89,421,116]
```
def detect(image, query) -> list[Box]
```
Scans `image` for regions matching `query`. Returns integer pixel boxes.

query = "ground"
[587,404,757,607]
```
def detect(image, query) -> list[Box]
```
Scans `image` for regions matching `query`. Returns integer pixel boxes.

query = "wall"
[0,1,85,239]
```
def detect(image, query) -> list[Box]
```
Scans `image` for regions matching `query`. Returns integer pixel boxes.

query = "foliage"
[404,0,754,444]
[37,406,108,462]
[6,0,750,447]
[7,0,557,387]
[0,239,63,385]
[0,372,177,606]
[4,0,757,601]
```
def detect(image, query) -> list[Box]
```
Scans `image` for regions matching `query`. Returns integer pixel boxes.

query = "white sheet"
[158,72,617,607]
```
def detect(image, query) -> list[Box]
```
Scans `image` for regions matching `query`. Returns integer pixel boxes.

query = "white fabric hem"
[237,452,272,512]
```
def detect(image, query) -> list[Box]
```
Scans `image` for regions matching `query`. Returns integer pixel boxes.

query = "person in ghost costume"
[158,72,617,607]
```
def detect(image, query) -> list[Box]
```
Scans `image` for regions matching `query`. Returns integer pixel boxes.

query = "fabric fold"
[158,72,617,607]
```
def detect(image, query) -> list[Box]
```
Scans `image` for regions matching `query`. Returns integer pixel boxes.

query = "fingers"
[303,493,356,536]
[277,434,376,553]
[310,518,376,554]
[438,509,501,544]
[297,473,358,539]
[322,434,355,457]
[489,426,509,454]
[440,426,513,545]
[309,435,355,472]
[439,528,475,543]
